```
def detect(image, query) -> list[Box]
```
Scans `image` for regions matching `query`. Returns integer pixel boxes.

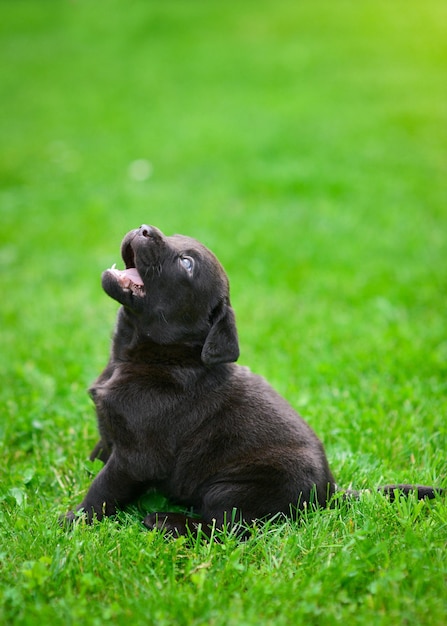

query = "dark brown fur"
[64,225,442,534]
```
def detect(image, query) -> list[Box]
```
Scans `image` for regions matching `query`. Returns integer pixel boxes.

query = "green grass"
[1,0,447,624]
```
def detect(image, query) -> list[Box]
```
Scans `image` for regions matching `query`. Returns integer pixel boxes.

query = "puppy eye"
[179,256,194,273]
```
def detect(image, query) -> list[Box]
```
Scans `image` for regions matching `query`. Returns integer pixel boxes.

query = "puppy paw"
[59,510,81,527]
[59,507,94,527]
[142,512,202,537]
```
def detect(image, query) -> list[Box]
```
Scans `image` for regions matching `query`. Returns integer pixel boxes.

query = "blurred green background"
[1,0,446,484]
[1,2,447,624]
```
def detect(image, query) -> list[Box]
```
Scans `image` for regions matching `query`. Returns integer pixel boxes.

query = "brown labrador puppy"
[65,225,441,534]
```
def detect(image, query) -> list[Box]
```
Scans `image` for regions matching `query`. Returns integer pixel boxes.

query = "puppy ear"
[201,300,240,365]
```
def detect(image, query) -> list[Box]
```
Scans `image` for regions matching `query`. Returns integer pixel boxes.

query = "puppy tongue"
[121,267,144,285]
[110,265,144,286]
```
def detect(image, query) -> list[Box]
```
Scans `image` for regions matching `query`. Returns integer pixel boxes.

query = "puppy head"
[101,225,239,365]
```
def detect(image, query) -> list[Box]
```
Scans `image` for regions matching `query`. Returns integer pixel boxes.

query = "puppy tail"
[377,484,444,502]
[341,484,444,502]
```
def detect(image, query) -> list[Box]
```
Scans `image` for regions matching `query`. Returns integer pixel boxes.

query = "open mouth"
[107,241,145,297]
[108,264,145,296]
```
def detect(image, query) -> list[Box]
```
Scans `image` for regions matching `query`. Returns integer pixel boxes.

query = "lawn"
[1,0,446,624]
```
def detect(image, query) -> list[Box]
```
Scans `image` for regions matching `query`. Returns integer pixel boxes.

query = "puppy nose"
[139,225,153,238]
[139,225,164,241]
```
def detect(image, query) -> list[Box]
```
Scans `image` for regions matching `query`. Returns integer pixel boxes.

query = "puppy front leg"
[66,455,147,523]
[89,439,112,464]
